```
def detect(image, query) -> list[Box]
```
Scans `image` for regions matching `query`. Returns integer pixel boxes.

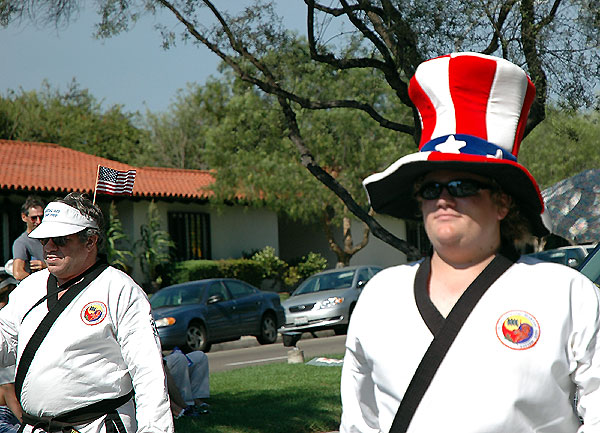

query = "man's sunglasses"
[416,179,494,200]
[29,215,43,221]
[39,236,72,247]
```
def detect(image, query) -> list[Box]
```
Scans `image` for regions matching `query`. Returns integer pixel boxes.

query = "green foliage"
[283,252,329,289]
[520,108,600,189]
[250,246,287,280]
[296,252,328,280]
[135,200,175,291]
[145,39,414,228]
[168,247,328,291]
[105,202,133,273]
[168,259,264,287]
[0,80,149,165]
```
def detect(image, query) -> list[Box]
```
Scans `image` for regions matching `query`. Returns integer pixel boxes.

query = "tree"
[520,107,600,189]
[0,80,149,165]
[3,0,598,254]
[147,46,414,266]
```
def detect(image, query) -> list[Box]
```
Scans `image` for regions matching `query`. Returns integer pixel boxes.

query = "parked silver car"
[279,265,382,335]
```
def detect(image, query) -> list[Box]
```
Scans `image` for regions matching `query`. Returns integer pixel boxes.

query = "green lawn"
[174,355,343,433]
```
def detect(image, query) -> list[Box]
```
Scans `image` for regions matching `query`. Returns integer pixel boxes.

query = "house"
[0,140,411,284]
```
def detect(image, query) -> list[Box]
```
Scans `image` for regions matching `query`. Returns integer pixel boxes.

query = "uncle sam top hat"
[363,52,549,237]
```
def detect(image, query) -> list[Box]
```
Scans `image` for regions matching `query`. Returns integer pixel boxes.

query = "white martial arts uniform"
[340,256,600,433]
[164,351,209,406]
[0,266,174,433]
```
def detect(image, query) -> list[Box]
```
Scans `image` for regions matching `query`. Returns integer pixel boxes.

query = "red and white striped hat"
[363,52,548,236]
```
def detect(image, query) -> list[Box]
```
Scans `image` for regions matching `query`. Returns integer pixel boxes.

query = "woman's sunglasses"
[416,179,494,200]
[39,236,72,247]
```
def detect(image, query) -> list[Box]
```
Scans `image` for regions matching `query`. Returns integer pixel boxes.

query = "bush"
[296,252,328,279]
[167,248,328,291]
[250,246,288,280]
[169,259,263,287]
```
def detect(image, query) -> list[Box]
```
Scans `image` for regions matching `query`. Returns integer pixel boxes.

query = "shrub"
[250,246,288,280]
[169,259,263,287]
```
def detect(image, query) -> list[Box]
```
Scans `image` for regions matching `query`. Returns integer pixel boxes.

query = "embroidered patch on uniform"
[81,302,107,325]
[496,310,540,350]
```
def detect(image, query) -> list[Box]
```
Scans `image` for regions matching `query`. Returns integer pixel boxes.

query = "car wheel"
[257,313,277,344]
[334,326,347,335]
[185,322,211,353]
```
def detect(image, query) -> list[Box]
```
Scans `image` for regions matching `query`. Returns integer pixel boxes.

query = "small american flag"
[95,166,136,196]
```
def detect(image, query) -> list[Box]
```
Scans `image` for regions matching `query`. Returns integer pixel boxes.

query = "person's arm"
[569,277,600,431]
[11,259,29,281]
[117,283,174,433]
[0,383,22,422]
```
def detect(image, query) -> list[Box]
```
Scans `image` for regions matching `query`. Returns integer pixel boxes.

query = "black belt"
[18,390,133,433]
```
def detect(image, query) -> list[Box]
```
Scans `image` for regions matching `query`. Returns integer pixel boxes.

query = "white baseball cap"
[29,202,99,239]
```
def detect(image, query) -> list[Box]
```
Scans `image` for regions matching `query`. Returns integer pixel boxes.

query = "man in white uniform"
[340,53,600,432]
[0,193,174,433]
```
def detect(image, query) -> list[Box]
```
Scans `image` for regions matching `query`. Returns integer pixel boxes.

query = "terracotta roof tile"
[0,140,214,199]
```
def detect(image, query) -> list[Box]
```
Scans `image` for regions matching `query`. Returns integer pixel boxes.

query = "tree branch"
[159,0,413,134]
[520,0,547,134]
[277,93,421,260]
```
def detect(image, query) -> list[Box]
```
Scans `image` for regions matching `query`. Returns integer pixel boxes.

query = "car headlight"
[155,317,176,328]
[318,297,344,309]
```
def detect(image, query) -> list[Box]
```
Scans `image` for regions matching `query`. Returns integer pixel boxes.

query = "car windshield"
[293,270,355,295]
[150,285,204,308]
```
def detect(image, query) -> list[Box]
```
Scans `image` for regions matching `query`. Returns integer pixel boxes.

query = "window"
[406,220,430,258]
[168,212,211,261]
[206,281,230,301]
[225,280,257,299]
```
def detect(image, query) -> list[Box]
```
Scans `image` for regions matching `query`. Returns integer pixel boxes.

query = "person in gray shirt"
[11,196,45,281]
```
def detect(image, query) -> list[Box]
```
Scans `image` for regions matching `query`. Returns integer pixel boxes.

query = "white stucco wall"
[348,214,408,268]
[209,206,279,259]
[111,199,279,283]
[278,214,409,270]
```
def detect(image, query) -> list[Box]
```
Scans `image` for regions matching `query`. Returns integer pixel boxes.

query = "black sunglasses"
[39,236,72,247]
[417,179,494,200]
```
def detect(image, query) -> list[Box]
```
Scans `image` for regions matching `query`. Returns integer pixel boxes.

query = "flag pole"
[93,165,100,205]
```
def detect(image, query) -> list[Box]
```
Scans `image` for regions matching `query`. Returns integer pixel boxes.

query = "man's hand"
[29,259,45,272]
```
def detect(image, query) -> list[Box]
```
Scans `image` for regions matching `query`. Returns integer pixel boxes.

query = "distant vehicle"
[523,244,596,268]
[578,243,600,285]
[279,265,382,336]
[151,278,285,352]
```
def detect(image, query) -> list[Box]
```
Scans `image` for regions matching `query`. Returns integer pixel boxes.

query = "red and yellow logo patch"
[81,301,107,326]
[496,310,540,350]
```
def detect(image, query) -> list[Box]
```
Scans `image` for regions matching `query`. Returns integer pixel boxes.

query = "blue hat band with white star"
[421,134,518,162]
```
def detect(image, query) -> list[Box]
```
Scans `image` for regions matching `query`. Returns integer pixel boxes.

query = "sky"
[0,2,310,114]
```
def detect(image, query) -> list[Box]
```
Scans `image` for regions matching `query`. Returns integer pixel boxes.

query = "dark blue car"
[150,278,285,352]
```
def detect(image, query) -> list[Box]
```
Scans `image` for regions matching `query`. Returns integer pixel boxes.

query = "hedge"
[168,259,264,287]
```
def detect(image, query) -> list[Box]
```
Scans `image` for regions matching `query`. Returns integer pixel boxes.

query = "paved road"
[206,330,347,372]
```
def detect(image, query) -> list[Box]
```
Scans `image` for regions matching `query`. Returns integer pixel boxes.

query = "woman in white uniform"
[340,52,600,433]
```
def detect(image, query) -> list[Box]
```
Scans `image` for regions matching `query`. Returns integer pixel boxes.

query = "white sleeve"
[340,310,381,433]
[568,277,600,431]
[115,283,174,433]
[0,282,30,368]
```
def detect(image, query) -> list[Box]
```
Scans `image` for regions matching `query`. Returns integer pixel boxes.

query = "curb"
[209,329,336,352]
